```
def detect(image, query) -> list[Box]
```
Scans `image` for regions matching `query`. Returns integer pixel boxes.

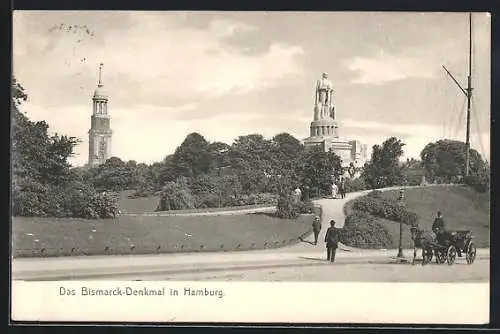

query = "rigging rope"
[453,96,467,139]
[471,96,487,159]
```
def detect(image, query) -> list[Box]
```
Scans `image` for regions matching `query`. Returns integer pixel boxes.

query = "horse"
[409,225,434,265]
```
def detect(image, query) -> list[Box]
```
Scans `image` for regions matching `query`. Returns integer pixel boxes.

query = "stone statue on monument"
[314,72,334,120]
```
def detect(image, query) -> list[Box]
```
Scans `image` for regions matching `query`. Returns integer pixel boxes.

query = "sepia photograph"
[11,11,490,324]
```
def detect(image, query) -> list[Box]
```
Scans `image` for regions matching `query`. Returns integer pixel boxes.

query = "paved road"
[12,185,489,282]
[13,248,489,282]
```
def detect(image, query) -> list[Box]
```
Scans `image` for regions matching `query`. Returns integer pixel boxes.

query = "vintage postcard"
[11,11,490,324]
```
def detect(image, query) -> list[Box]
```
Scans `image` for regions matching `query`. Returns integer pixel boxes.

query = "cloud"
[345,50,436,85]
[12,12,490,167]
[13,13,304,109]
[208,18,257,38]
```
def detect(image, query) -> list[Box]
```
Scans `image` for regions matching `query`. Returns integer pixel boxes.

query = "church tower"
[88,63,112,166]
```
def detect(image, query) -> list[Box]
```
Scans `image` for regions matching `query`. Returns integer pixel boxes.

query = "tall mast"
[442,12,473,177]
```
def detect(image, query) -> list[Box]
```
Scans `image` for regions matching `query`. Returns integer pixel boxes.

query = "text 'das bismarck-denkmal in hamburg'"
[58,286,225,298]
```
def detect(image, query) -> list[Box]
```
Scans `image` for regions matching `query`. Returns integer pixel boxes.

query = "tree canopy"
[420,139,486,182]
[420,139,489,192]
[362,137,406,189]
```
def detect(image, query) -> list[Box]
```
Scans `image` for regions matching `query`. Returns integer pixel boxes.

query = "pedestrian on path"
[312,215,322,245]
[331,182,338,199]
[325,220,340,262]
[339,179,346,199]
[293,187,302,204]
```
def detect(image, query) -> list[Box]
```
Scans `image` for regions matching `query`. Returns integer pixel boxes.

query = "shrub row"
[156,178,278,211]
[351,191,418,226]
[12,179,119,219]
[339,211,395,249]
[195,192,278,209]
[343,177,368,193]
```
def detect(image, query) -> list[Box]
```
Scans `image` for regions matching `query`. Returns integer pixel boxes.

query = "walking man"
[312,215,322,245]
[325,220,340,262]
[339,178,346,199]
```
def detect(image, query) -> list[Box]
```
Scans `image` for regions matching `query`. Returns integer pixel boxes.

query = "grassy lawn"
[12,213,314,258]
[344,185,490,249]
[118,190,160,213]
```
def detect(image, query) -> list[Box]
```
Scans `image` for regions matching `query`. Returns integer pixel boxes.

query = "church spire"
[98,62,104,87]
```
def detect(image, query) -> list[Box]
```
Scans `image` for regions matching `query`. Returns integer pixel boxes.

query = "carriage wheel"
[435,249,446,264]
[422,247,433,265]
[466,242,477,265]
[446,245,457,265]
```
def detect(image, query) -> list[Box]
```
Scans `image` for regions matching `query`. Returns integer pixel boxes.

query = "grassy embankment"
[12,190,318,258]
[343,185,490,249]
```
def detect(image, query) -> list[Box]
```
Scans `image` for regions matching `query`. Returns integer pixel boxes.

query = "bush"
[352,194,418,226]
[12,179,51,217]
[194,192,222,208]
[344,177,367,192]
[12,178,119,219]
[297,199,315,214]
[275,188,313,219]
[130,184,158,198]
[239,193,278,206]
[156,179,196,211]
[339,211,395,249]
[276,191,300,219]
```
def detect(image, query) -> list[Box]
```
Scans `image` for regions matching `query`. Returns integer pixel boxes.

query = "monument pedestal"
[308,118,339,138]
[303,134,353,168]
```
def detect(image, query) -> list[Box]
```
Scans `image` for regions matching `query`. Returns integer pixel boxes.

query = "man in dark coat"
[324,220,340,262]
[312,215,322,245]
[339,179,346,199]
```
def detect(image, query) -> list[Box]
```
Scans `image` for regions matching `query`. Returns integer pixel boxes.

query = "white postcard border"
[11,281,489,324]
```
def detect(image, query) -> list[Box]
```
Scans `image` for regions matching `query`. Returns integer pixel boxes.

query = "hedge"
[351,191,418,226]
[339,211,395,249]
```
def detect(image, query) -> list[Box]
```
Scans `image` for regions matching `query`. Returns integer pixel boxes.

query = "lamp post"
[397,188,405,258]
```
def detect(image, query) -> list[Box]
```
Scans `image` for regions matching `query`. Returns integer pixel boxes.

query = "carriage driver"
[432,211,445,242]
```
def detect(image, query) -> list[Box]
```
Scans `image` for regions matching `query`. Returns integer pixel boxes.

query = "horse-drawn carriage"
[411,227,477,266]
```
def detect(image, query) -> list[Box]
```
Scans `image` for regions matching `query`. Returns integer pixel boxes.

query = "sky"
[13,11,491,167]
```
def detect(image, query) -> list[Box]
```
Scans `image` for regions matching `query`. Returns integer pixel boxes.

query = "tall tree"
[170,132,212,178]
[362,137,406,189]
[229,134,273,194]
[420,139,488,184]
[270,132,304,176]
[298,145,342,197]
[11,76,80,187]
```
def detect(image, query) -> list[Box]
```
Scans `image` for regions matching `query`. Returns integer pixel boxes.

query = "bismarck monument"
[303,72,368,168]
